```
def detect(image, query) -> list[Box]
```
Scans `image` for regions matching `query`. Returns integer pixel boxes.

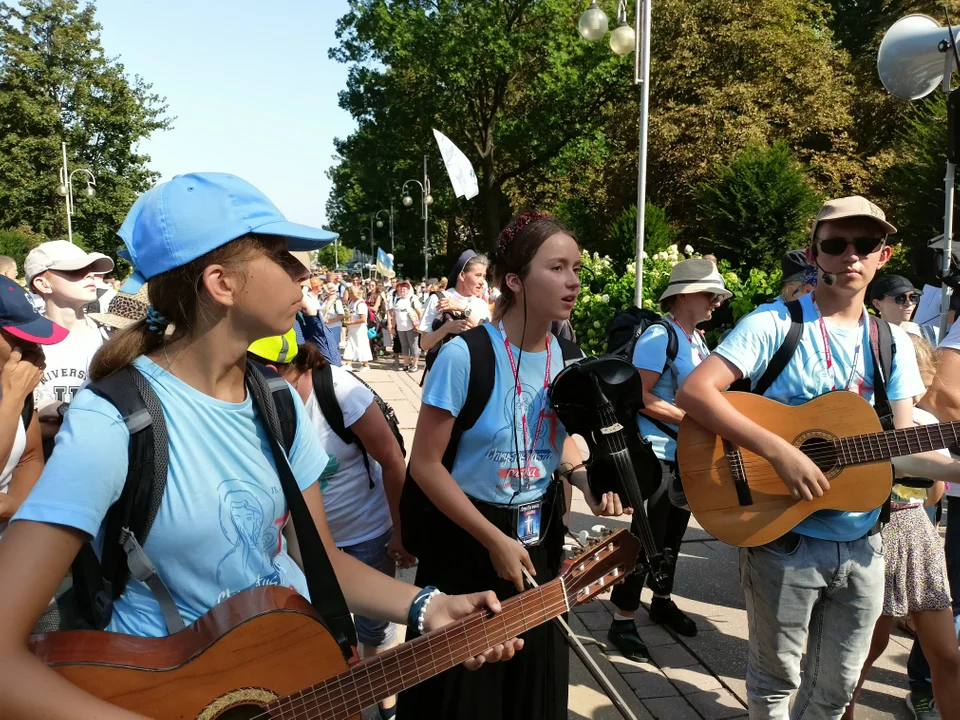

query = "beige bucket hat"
[659,258,733,303]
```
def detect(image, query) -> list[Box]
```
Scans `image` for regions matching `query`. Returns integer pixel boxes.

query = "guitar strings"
[724,422,960,471]
[245,569,592,719]
[254,589,574,720]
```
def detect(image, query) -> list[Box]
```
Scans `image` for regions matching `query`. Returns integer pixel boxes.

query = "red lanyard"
[812,294,865,391]
[499,322,552,476]
[669,315,707,362]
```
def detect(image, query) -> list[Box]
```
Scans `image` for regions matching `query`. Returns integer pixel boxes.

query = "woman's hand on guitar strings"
[423,590,525,670]
[484,531,536,592]
[770,443,831,501]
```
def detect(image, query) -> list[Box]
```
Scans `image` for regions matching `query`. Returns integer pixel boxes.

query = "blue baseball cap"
[0,277,67,344]
[118,173,339,292]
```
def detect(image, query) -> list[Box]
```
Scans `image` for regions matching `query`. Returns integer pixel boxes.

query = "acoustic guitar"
[676,391,960,547]
[28,529,639,719]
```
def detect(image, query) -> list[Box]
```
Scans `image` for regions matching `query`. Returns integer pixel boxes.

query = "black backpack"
[605,306,678,362]
[46,362,357,660]
[399,326,582,557]
[604,306,681,439]
[310,361,407,489]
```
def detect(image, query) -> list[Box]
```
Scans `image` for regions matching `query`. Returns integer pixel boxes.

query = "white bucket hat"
[659,258,733,303]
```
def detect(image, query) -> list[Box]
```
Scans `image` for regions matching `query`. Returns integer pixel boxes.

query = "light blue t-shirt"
[632,321,706,461]
[422,323,572,505]
[714,293,925,541]
[13,356,329,637]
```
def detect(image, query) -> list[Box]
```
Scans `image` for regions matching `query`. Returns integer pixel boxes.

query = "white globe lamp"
[578,1,609,42]
[610,21,635,55]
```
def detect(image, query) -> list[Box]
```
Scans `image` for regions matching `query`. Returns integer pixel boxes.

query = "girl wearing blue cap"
[0,173,520,719]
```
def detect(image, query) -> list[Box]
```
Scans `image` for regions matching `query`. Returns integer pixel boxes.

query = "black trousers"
[610,458,690,612]
[396,490,568,720]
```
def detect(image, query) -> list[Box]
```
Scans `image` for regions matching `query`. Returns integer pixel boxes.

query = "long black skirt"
[395,493,568,720]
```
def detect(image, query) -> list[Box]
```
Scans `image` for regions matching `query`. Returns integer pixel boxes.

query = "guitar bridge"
[723,439,754,507]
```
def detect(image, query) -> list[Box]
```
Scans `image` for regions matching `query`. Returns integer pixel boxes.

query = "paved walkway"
[359,357,916,720]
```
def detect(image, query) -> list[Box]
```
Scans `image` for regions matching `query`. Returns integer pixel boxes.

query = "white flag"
[432,129,479,200]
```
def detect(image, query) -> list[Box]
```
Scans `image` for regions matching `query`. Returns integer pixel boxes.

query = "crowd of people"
[0,172,957,720]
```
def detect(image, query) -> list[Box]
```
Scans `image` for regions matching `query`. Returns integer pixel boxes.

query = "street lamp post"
[56,141,97,244]
[579,0,647,307]
[402,155,433,279]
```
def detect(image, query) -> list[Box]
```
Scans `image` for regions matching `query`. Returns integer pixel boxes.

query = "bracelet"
[407,586,441,635]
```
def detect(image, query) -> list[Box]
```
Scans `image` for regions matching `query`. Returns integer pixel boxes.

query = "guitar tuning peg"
[578,530,589,547]
[591,525,607,535]
[562,544,575,553]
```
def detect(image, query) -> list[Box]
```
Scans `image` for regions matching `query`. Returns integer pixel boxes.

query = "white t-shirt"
[393,296,422,332]
[348,300,368,326]
[418,289,491,333]
[36,316,108,409]
[0,387,27,536]
[306,365,391,546]
[323,298,345,330]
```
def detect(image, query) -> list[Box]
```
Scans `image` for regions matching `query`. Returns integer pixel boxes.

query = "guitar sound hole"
[798,437,838,473]
[212,705,264,720]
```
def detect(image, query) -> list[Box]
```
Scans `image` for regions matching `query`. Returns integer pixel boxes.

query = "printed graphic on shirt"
[488,382,557,493]
[216,479,285,598]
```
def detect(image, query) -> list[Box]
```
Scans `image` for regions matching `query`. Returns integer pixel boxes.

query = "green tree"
[315,242,354,271]
[604,203,676,271]
[698,142,823,273]
[328,0,633,247]
[0,0,170,264]
[0,224,43,273]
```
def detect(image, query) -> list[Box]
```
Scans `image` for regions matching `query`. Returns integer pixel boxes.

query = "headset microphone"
[812,245,835,286]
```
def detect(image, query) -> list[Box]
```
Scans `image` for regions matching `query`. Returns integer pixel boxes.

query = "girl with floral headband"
[398,211,629,720]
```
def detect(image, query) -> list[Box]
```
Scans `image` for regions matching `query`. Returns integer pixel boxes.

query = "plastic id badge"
[515,501,543,547]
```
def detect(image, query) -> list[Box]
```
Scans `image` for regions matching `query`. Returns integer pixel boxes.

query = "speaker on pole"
[878,14,957,100]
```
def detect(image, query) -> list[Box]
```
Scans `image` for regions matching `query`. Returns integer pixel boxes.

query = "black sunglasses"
[892,292,922,305]
[817,236,885,256]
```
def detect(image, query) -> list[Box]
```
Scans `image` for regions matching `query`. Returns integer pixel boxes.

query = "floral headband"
[495,211,551,259]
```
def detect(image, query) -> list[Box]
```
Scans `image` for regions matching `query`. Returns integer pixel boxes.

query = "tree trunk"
[481,153,501,250]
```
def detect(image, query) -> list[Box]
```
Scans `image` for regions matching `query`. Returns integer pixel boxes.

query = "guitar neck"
[266,580,568,719]
[838,420,960,466]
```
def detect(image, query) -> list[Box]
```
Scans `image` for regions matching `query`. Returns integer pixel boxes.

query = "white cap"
[24,240,114,286]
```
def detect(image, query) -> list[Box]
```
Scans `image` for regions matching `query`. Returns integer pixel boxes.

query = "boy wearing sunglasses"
[677,196,953,719]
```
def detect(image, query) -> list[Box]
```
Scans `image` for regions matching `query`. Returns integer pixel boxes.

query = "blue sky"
[94,0,356,229]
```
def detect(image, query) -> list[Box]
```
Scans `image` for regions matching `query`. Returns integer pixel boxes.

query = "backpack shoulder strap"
[311,363,353,446]
[85,365,183,634]
[556,335,581,366]
[20,393,34,429]
[245,361,357,659]
[442,326,495,469]
[311,362,375,489]
[248,361,298,453]
[869,316,894,421]
[660,320,679,364]
[752,299,804,396]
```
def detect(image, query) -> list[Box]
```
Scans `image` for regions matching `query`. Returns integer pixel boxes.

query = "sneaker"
[906,691,939,719]
[343,365,355,373]
[359,366,371,373]
[648,597,698,637]
[606,619,649,661]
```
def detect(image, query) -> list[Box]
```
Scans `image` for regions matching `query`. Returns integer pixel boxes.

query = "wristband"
[407,586,441,635]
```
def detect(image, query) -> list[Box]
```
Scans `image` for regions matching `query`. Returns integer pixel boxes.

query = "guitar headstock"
[560,528,639,608]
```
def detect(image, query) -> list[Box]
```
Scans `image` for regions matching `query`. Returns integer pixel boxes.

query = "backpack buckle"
[93,590,114,627]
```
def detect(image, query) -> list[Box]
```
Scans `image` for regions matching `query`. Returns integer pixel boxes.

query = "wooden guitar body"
[677,392,892,547]
[28,530,641,719]
[29,587,355,719]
